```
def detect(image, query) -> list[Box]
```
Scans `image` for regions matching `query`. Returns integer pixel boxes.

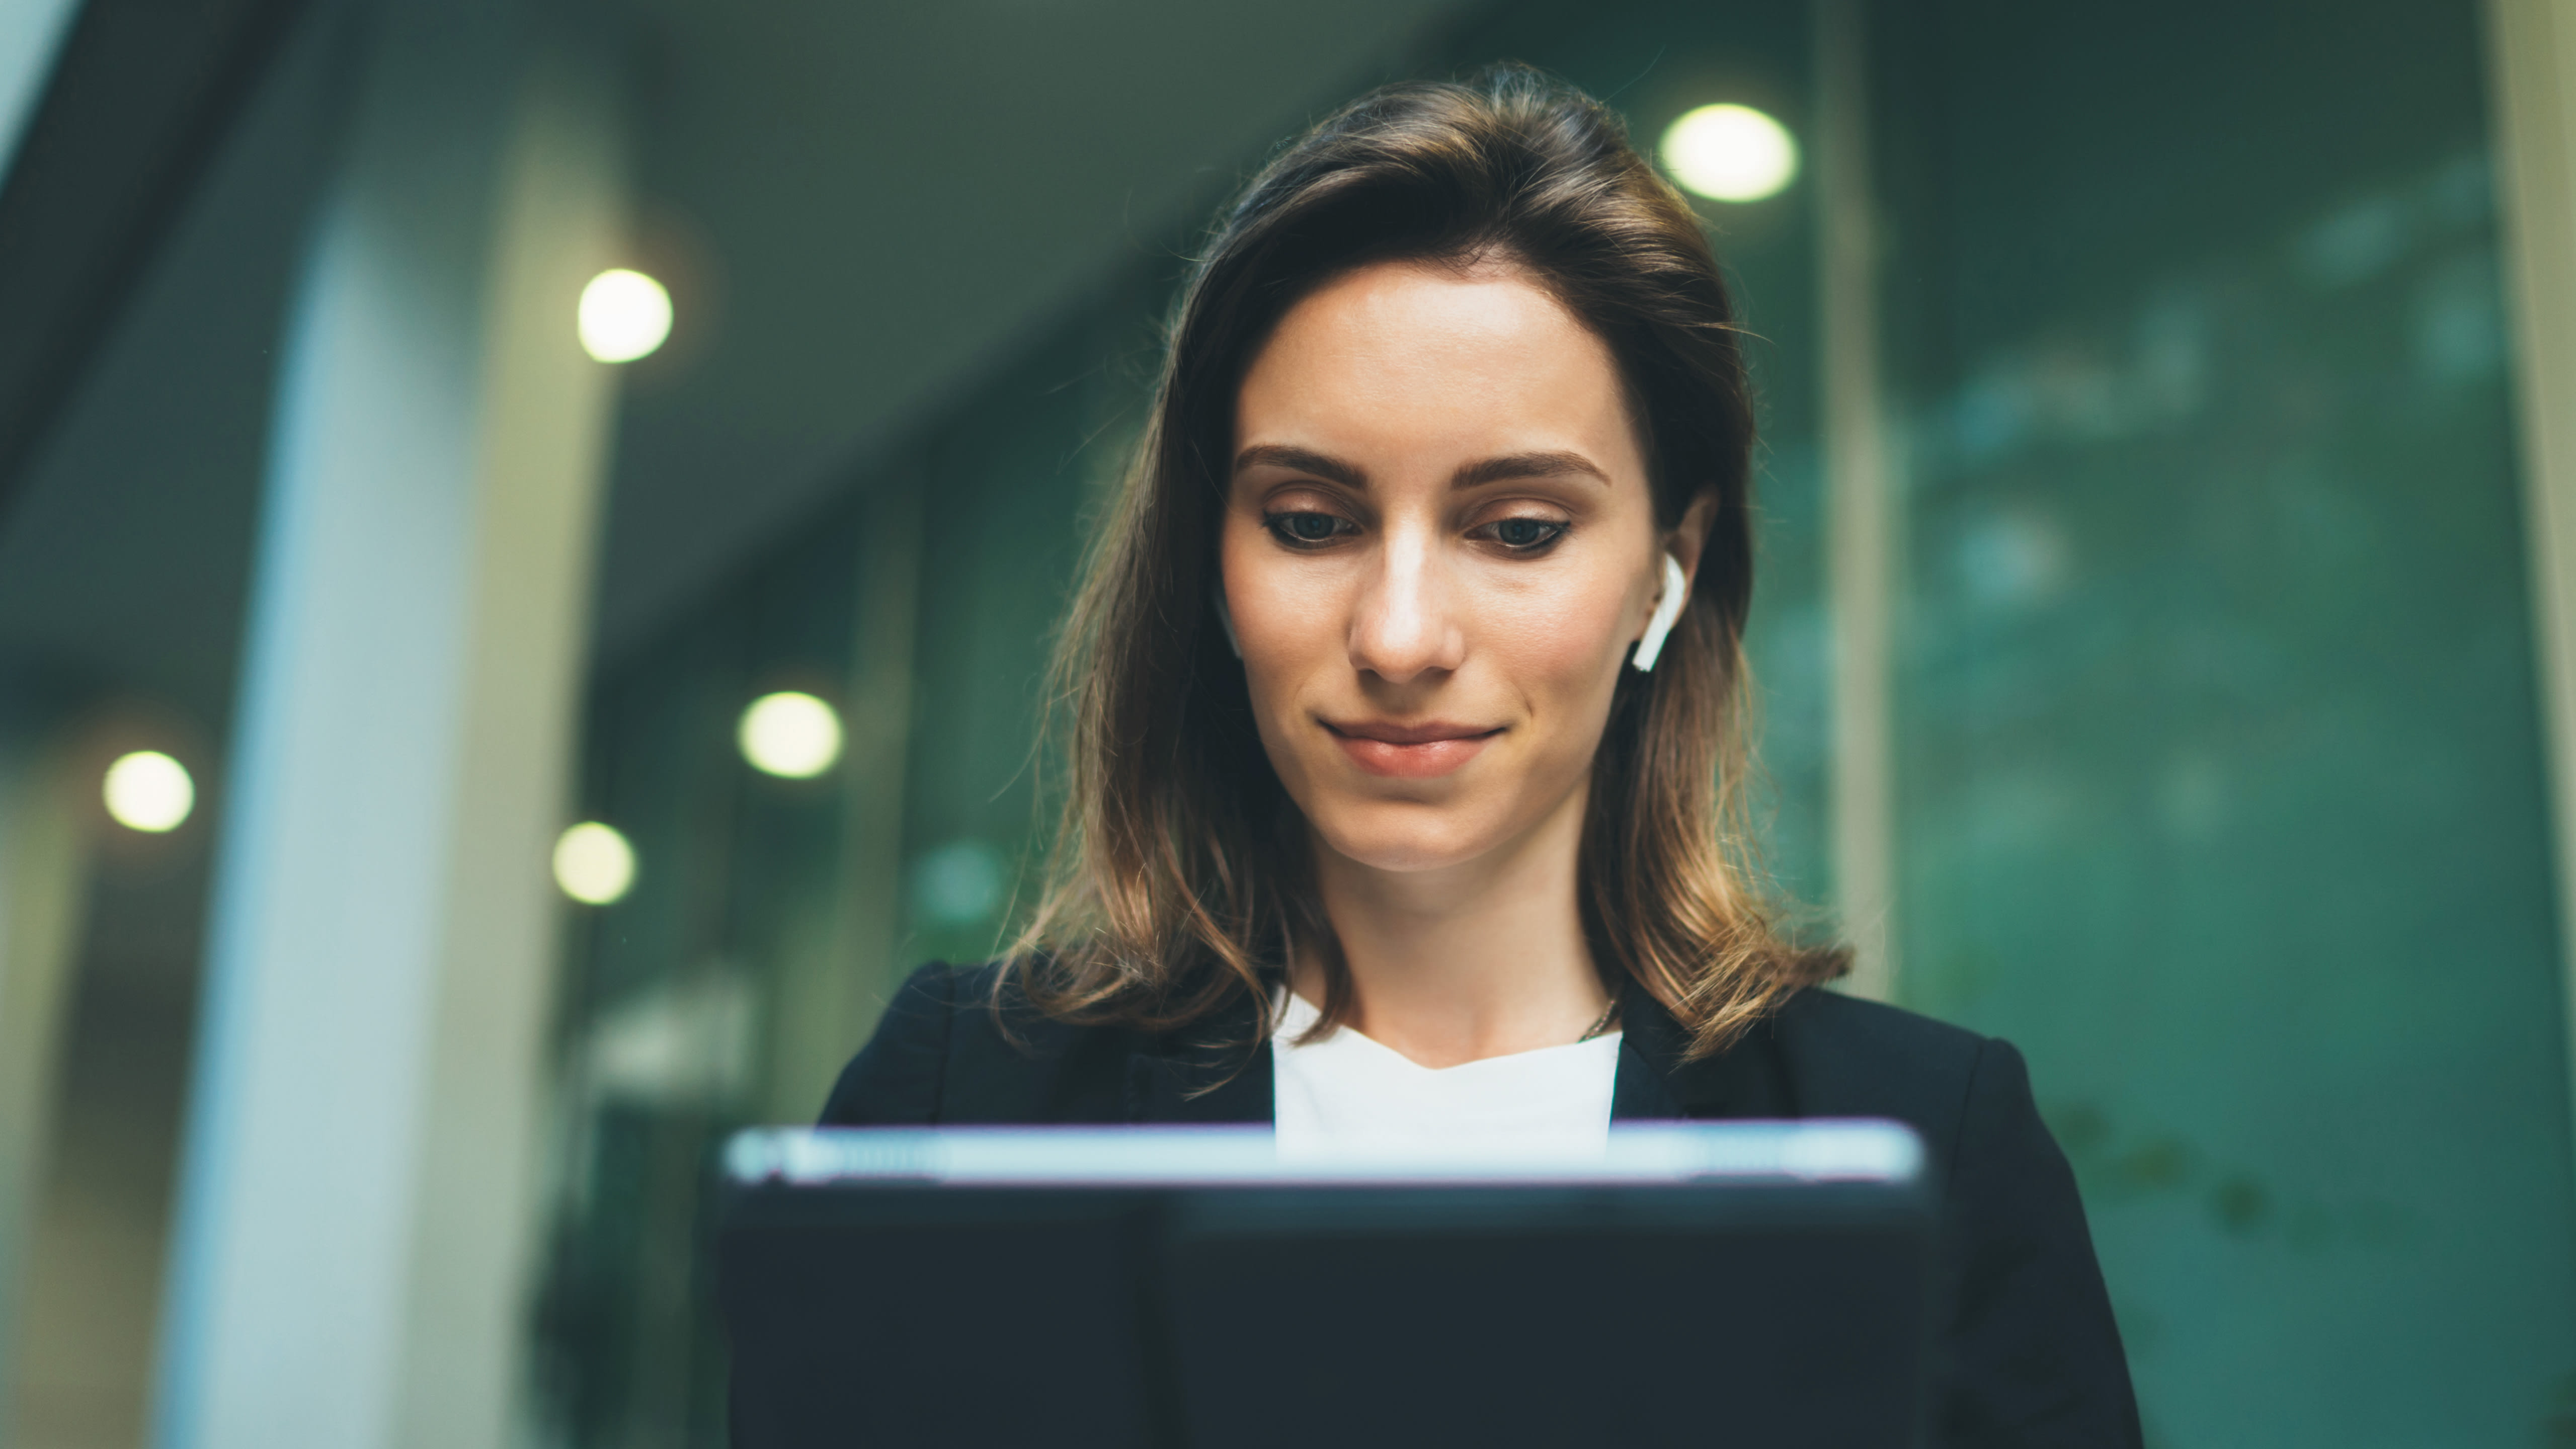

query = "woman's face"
[1223,259,1695,876]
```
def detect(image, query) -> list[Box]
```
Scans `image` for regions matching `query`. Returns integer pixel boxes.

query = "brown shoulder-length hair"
[1005,63,1843,1060]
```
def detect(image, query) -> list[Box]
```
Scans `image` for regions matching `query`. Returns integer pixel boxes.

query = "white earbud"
[1215,583,1242,658]
[1631,553,1688,672]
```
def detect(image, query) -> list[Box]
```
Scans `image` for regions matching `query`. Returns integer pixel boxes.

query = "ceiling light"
[738,691,843,779]
[554,822,636,905]
[103,750,193,832]
[1659,104,1800,203]
[578,268,672,363]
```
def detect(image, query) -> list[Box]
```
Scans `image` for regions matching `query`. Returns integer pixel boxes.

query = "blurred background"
[1,0,2572,1444]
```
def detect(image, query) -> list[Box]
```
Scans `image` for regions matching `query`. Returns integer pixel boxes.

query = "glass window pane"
[1881,2,2576,1439]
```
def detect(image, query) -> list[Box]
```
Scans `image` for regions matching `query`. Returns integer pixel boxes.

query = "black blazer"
[824,961,2143,1449]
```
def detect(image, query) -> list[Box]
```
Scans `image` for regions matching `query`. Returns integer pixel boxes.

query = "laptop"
[720,1122,1937,1448]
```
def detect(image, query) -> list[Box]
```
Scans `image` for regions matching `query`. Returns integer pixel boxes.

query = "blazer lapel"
[1126,1044,1274,1123]
[1124,986,1274,1123]
[1612,1034,1692,1119]
[1612,985,1791,1120]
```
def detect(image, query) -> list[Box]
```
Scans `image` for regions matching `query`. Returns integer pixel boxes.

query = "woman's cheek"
[1482,583,1633,698]
[1225,556,1343,764]
[1232,577,1333,692]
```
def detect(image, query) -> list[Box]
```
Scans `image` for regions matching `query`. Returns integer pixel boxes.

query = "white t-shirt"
[1269,990,1622,1160]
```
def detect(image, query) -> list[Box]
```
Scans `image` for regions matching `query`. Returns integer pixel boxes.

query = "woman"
[826,66,2139,1446]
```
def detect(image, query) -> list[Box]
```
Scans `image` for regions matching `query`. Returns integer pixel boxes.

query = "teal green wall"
[896,303,1158,967]
[1880,1,2576,1441]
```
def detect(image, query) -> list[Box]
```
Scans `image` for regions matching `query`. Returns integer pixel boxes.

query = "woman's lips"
[1324,719,1503,778]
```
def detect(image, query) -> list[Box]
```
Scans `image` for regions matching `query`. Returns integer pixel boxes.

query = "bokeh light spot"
[914,838,1006,927]
[103,750,193,832]
[1659,104,1800,203]
[554,822,636,905]
[578,269,672,363]
[738,691,843,778]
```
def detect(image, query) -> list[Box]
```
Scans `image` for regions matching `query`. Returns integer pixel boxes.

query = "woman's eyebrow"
[1451,451,1610,489]
[1234,444,1366,488]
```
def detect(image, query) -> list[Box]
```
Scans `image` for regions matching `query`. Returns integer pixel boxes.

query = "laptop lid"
[720,1122,1936,1448]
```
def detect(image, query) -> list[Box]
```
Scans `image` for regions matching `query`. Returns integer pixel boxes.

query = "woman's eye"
[1264,511,1351,546]
[1481,517,1569,551]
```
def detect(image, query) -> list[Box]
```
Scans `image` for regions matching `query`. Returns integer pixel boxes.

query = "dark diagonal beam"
[0,0,311,521]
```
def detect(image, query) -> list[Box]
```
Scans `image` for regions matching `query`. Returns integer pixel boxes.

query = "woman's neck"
[1294,784,1611,1069]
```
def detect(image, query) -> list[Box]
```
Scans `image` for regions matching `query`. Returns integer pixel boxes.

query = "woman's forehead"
[1235,260,1645,483]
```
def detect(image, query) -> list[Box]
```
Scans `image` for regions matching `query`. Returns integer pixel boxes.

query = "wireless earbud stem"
[1631,553,1688,672]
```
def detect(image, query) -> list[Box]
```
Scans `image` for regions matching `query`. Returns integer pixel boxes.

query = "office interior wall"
[2489,0,2576,1193]
[1815,0,1899,998]
[1875,0,2576,1440]
[0,709,91,1438]
[0,5,349,1441]
[152,6,631,1446]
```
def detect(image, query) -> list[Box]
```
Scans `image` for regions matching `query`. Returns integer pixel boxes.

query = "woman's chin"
[1307,804,1510,876]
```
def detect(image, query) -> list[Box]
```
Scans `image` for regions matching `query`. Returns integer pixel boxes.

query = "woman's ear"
[1665,492,1721,594]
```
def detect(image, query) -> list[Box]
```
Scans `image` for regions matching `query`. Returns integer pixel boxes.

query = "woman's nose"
[1347,527,1466,683]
